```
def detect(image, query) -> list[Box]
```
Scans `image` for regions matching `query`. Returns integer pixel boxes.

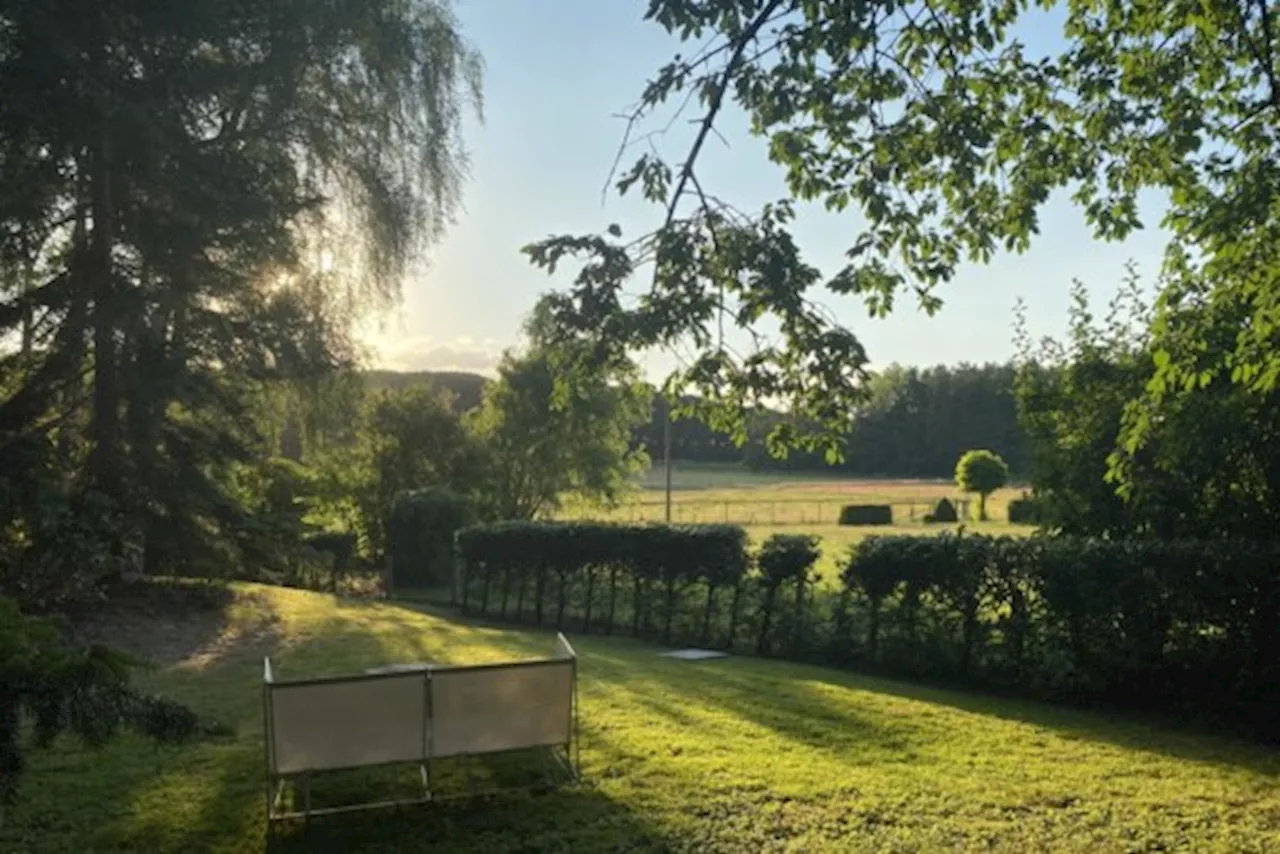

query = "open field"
[563,463,1036,587]
[5,582,1278,853]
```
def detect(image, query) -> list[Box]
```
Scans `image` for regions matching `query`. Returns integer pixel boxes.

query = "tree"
[323,387,481,560]
[0,0,481,586]
[955,450,1009,522]
[1016,271,1280,540]
[523,0,1280,463]
[467,304,652,521]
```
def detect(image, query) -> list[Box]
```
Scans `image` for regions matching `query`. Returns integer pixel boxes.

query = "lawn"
[5,581,1278,853]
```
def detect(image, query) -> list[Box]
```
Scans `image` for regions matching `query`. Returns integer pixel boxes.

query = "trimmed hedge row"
[388,488,471,590]
[840,535,1280,732]
[455,522,1280,738]
[1007,494,1041,524]
[838,504,893,526]
[923,497,958,523]
[455,522,820,653]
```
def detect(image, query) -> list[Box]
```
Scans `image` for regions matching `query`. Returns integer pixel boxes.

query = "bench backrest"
[264,634,576,773]
[428,659,573,759]
[266,671,427,775]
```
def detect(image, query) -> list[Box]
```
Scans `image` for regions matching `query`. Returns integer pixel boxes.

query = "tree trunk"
[960,602,979,676]
[582,567,595,632]
[459,560,471,613]
[757,584,778,655]
[662,579,678,644]
[606,568,618,635]
[534,565,546,625]
[793,576,806,654]
[725,581,743,650]
[631,577,643,637]
[868,598,882,662]
[499,565,511,618]
[88,115,121,496]
[555,571,569,629]
[700,584,717,646]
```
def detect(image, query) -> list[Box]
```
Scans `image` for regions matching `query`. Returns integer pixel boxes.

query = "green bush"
[303,532,356,571]
[1,596,220,817]
[923,497,959,524]
[756,534,821,655]
[838,504,893,526]
[387,488,471,591]
[1007,494,1041,524]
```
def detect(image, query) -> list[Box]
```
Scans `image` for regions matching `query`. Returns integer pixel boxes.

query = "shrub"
[838,504,893,526]
[387,488,471,591]
[756,534,821,655]
[302,531,356,575]
[1007,494,1040,524]
[923,497,959,524]
[0,596,221,818]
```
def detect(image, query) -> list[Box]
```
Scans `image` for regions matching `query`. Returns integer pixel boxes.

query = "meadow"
[563,463,1035,588]
[5,581,1277,854]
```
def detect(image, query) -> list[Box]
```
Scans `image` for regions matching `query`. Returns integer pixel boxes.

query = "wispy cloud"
[367,334,504,375]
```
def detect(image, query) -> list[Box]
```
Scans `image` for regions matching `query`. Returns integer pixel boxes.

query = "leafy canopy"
[955,449,1009,519]
[524,0,1280,460]
[0,0,481,587]
[468,301,653,521]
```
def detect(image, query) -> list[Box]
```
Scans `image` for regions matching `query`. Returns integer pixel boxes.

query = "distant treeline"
[363,370,488,412]
[633,363,1027,479]
[361,362,1026,480]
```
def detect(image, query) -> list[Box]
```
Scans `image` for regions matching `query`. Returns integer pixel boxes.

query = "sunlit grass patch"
[4,582,1278,853]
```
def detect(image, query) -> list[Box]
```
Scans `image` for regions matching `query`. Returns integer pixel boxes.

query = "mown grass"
[5,582,1278,853]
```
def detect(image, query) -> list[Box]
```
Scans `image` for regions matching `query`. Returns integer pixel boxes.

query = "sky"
[359,0,1173,378]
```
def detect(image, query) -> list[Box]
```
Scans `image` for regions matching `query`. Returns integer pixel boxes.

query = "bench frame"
[262,633,579,824]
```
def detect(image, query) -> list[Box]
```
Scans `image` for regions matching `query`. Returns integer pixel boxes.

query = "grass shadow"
[384,596,1280,778]
[264,785,674,853]
[595,642,1280,779]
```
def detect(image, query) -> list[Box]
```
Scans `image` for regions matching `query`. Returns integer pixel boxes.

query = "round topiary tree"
[954,450,1009,522]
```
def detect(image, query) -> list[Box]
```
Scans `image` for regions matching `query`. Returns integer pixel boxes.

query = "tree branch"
[662,0,789,229]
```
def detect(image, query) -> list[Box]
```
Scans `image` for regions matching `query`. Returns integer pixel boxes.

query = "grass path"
[5,582,1279,853]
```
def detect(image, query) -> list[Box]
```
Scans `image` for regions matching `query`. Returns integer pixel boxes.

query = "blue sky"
[360,0,1172,376]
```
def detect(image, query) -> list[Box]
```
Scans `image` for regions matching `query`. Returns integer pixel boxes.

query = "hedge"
[387,488,471,591]
[923,497,958,524]
[1007,494,1041,524]
[303,532,356,574]
[454,522,751,643]
[454,522,1280,740]
[838,504,893,526]
[839,534,1280,735]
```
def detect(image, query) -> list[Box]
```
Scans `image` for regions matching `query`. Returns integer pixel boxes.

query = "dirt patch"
[71,579,280,670]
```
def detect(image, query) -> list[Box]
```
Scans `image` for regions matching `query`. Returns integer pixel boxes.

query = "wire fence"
[571,497,975,527]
